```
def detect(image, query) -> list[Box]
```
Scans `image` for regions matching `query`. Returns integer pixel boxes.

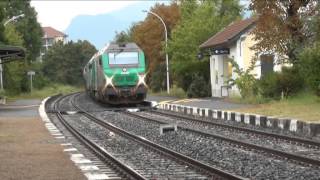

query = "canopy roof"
[0,45,25,64]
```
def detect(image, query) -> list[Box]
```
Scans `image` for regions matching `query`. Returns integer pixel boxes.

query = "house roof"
[199,18,256,49]
[42,27,67,38]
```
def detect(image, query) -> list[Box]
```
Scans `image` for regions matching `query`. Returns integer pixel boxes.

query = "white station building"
[200,18,283,97]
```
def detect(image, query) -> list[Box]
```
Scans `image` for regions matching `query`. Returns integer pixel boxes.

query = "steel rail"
[71,94,246,180]
[126,111,320,167]
[151,110,320,148]
[51,94,146,180]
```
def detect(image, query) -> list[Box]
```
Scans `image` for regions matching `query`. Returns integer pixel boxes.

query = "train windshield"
[108,52,139,65]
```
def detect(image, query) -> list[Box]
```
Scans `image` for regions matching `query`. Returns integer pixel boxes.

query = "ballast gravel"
[63,114,209,179]
[96,111,320,179]
[139,111,320,160]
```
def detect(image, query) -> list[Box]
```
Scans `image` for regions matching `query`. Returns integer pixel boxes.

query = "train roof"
[104,42,142,52]
[86,42,142,65]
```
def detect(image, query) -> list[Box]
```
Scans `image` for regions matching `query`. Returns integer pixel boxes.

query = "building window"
[260,54,274,77]
[47,38,54,46]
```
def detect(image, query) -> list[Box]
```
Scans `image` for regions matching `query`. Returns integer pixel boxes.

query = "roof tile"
[42,27,66,38]
[200,18,256,49]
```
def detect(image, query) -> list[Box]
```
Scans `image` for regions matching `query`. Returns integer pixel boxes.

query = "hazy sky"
[31,0,250,32]
[31,0,250,48]
[31,1,141,31]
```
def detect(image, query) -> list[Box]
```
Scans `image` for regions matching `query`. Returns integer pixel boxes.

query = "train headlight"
[137,73,146,86]
[105,75,114,88]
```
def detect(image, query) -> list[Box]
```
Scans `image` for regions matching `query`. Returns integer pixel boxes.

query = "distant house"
[40,26,67,61]
[199,18,284,98]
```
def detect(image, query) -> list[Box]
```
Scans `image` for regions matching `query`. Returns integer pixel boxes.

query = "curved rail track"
[48,93,246,179]
[70,93,245,179]
[125,111,320,167]
[50,94,146,180]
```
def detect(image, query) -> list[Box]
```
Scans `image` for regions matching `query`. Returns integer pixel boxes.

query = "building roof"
[42,26,67,38]
[199,18,256,49]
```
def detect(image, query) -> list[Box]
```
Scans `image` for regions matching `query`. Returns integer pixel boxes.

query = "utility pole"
[142,10,170,94]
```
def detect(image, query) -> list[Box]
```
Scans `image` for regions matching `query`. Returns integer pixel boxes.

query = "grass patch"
[234,92,320,122]
[150,86,187,99]
[6,84,83,100]
[227,94,268,104]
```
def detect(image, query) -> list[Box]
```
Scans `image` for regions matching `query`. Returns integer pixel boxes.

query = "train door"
[91,60,96,90]
[88,63,92,90]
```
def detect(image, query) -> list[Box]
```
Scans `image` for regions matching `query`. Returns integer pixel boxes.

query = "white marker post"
[27,71,35,93]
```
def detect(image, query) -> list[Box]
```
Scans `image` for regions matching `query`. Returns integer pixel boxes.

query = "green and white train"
[83,43,147,104]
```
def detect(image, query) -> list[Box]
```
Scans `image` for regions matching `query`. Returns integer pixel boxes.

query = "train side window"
[99,57,102,66]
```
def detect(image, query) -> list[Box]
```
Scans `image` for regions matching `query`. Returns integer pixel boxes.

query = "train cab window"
[89,64,92,69]
[109,52,139,65]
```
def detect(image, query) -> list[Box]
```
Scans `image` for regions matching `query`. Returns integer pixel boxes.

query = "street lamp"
[142,10,170,94]
[4,14,25,26]
[0,14,24,90]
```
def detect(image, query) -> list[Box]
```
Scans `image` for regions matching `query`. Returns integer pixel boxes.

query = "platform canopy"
[0,45,25,64]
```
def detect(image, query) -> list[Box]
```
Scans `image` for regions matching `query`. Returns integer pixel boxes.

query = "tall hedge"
[299,42,320,96]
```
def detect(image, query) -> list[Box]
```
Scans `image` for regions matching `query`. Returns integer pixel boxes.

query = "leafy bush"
[0,89,5,97]
[259,67,304,99]
[150,63,166,92]
[277,67,304,97]
[170,86,187,98]
[299,42,320,96]
[228,58,258,99]
[259,72,279,99]
[174,60,210,92]
[231,72,258,99]
[187,74,210,98]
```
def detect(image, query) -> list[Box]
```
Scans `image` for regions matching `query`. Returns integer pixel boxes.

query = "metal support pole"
[143,10,170,94]
[0,58,3,90]
[30,74,33,93]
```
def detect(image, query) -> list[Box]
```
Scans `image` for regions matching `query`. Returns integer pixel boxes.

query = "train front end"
[102,43,147,104]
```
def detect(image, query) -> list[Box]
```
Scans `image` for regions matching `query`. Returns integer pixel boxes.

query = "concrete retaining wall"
[158,103,320,137]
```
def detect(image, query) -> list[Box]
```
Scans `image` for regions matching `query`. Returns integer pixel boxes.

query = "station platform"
[149,95,320,137]
[147,95,251,110]
[0,99,86,180]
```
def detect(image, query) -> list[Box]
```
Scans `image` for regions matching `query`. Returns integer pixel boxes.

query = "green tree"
[228,58,258,99]
[3,0,43,62]
[299,42,320,96]
[132,2,180,84]
[250,0,319,64]
[0,3,6,44]
[0,0,43,95]
[42,40,96,86]
[150,62,166,92]
[2,24,27,94]
[113,24,136,43]
[168,0,242,93]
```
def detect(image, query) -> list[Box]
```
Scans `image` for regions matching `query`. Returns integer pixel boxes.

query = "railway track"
[69,93,245,179]
[47,93,245,179]
[152,109,320,148]
[47,92,320,179]
[125,111,320,167]
[52,94,145,180]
